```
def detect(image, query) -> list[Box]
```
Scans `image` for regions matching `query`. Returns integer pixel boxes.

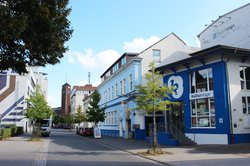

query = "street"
[47,129,163,166]
[1,129,250,166]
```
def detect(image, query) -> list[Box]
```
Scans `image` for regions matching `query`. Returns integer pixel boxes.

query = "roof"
[72,84,97,91]
[139,32,187,55]
[198,3,250,37]
[100,52,138,78]
[62,83,70,87]
[156,45,250,72]
[156,51,191,69]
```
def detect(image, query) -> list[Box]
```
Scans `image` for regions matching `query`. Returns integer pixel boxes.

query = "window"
[153,49,161,63]
[112,63,119,73]
[112,86,114,99]
[108,88,111,101]
[242,97,250,114]
[123,79,126,94]
[190,68,215,128]
[120,80,123,95]
[122,57,126,66]
[191,98,216,128]
[115,83,118,98]
[105,70,110,77]
[191,68,213,93]
[129,74,133,91]
[240,66,250,90]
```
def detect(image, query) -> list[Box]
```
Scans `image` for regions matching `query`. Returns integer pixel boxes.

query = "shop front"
[158,45,250,144]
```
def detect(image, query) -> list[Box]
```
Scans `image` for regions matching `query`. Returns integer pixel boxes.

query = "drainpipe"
[224,56,233,144]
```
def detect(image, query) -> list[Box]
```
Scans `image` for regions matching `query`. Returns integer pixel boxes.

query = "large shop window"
[191,68,213,93]
[190,68,215,128]
[191,98,216,128]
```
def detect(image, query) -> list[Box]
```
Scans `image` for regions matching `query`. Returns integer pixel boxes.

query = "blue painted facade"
[98,54,143,139]
[164,61,230,134]
[158,45,250,144]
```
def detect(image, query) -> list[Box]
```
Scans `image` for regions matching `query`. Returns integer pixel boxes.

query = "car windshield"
[41,120,49,127]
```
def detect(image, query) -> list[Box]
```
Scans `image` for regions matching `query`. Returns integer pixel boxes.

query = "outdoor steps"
[157,132,179,146]
[177,136,197,146]
[154,132,196,146]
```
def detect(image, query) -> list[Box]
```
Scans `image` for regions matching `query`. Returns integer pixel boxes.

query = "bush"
[2,128,11,138]
[17,127,24,135]
[0,126,24,138]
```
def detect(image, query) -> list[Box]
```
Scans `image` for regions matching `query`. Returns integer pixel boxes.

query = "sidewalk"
[0,133,47,166]
[92,136,250,166]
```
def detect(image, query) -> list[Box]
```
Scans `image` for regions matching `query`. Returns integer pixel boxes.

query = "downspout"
[223,55,234,144]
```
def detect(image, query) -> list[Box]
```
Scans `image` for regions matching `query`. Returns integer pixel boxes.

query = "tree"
[86,90,105,125]
[64,114,74,129]
[0,0,73,74]
[135,62,173,154]
[25,86,52,140]
[74,105,86,125]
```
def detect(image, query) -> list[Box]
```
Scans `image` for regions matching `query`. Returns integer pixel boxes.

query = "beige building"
[70,84,96,115]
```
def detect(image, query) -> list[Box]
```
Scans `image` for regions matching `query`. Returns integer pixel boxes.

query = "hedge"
[1,126,24,139]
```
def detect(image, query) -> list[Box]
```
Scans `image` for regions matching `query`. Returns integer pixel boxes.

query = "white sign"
[94,127,101,139]
[167,75,184,99]
[219,118,223,124]
[190,91,214,100]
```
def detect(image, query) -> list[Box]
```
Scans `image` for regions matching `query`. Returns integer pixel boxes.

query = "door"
[169,101,184,132]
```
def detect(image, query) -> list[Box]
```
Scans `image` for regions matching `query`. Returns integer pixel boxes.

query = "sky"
[43,0,250,108]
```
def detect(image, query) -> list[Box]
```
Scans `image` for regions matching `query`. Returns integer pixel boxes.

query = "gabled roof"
[139,32,187,55]
[156,45,250,72]
[198,3,250,37]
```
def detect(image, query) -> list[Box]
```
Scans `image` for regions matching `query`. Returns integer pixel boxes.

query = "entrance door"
[125,119,131,139]
[169,101,184,132]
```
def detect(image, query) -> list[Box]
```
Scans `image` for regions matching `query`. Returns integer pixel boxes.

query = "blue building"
[157,45,250,144]
[98,53,143,139]
[98,33,198,142]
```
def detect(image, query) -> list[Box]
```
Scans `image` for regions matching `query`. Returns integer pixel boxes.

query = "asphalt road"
[47,129,164,166]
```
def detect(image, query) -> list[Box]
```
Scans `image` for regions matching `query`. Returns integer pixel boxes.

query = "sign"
[167,75,184,99]
[94,127,101,139]
[190,91,214,100]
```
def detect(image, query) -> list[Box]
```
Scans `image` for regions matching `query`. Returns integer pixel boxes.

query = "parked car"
[82,128,93,136]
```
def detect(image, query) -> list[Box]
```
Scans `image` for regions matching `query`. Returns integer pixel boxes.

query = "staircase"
[167,122,196,146]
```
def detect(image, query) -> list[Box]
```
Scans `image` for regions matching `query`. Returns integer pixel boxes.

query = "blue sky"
[43,0,250,108]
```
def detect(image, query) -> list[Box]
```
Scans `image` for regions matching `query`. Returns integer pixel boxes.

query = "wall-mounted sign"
[190,91,214,100]
[167,75,184,99]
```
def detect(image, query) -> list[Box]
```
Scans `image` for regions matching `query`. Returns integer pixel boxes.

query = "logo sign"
[167,75,184,99]
[190,91,214,100]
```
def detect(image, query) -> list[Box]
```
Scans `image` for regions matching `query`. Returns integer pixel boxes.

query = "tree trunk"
[147,111,163,154]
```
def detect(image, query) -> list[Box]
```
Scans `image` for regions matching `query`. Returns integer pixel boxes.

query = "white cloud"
[123,36,160,52]
[67,49,120,71]
[47,94,60,108]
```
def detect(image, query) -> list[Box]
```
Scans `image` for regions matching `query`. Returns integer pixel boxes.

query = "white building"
[198,3,250,49]
[0,67,48,132]
[70,84,96,115]
[139,33,198,85]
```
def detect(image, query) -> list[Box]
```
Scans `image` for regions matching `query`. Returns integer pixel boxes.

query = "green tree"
[86,90,105,125]
[74,105,86,125]
[135,62,173,154]
[0,0,73,74]
[25,86,52,140]
[64,114,74,129]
